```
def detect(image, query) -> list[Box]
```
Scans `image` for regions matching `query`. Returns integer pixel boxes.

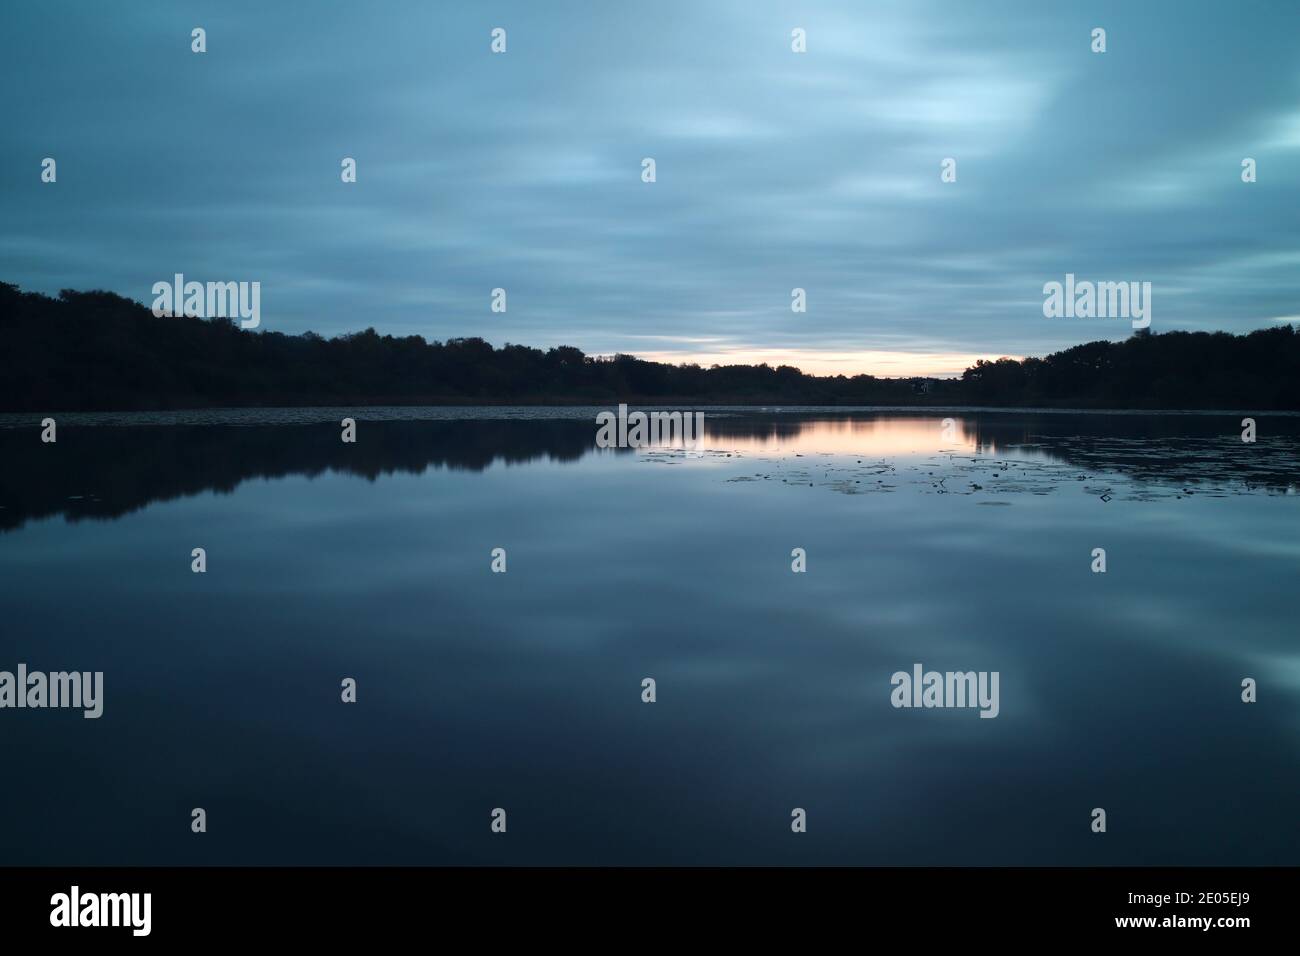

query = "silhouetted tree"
[2,282,1297,411]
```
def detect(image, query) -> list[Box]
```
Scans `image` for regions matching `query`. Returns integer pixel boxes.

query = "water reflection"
[703,414,980,454]
[2,410,1297,532]
[3,407,1300,866]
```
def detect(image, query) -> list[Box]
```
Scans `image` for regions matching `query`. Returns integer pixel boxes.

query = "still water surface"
[1,408,1296,864]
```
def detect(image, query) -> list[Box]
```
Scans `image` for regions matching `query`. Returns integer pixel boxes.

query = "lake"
[1,407,1297,865]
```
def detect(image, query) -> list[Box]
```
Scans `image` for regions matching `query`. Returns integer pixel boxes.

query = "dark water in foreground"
[1,407,1298,865]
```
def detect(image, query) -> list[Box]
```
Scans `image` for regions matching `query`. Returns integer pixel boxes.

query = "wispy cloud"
[2,0,1298,375]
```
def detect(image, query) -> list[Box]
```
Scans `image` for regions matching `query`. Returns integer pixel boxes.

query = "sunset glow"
[627,348,1024,379]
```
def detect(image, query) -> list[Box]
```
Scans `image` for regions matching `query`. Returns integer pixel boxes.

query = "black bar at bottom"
[0,866,1287,941]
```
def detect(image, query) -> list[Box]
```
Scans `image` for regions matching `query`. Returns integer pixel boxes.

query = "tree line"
[3,282,1297,410]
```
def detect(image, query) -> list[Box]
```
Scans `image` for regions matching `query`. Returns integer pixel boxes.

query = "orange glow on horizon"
[624,347,1023,379]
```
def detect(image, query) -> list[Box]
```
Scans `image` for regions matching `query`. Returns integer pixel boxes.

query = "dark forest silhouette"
[4,281,1299,411]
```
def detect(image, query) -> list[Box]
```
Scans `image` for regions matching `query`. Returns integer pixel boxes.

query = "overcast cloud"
[3,0,1298,375]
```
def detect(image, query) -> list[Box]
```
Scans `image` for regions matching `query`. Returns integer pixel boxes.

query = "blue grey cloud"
[3,0,1298,373]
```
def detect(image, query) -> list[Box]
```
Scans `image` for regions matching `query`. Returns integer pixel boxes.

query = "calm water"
[1,408,1298,865]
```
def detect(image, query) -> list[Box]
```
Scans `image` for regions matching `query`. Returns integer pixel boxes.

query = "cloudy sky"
[4,0,1298,376]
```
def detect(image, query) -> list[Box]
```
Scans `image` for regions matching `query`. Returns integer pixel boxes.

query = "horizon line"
[11,280,1294,381]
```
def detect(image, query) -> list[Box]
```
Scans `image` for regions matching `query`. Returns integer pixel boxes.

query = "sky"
[3,0,1299,377]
